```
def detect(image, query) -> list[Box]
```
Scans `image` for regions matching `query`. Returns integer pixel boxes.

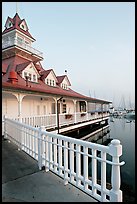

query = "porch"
[2,91,110,135]
[3,117,125,202]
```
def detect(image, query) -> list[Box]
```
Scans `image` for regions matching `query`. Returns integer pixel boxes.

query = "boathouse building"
[2,12,125,203]
[2,13,111,135]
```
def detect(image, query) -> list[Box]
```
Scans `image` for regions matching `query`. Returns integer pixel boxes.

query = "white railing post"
[83,146,88,191]
[64,141,68,185]
[109,139,123,202]
[45,135,49,172]
[38,127,42,170]
[58,139,63,176]
[76,144,81,186]
[70,143,74,183]
[101,151,106,201]
[53,138,57,172]
[92,149,97,196]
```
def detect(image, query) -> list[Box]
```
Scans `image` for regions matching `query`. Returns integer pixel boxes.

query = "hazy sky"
[2,2,135,108]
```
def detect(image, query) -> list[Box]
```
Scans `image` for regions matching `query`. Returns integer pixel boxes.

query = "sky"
[2,2,135,109]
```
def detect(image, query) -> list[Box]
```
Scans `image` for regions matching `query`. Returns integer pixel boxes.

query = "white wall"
[2,93,18,118]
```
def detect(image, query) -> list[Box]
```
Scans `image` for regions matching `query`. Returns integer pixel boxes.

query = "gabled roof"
[2,63,8,73]
[34,63,44,72]
[57,75,71,86]
[16,61,31,73]
[2,57,111,104]
[2,13,35,41]
[40,69,58,82]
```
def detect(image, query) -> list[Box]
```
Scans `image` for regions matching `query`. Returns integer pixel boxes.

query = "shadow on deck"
[2,137,97,202]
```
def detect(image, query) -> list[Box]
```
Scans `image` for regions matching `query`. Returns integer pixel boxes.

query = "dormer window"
[45,78,55,87]
[46,79,49,85]
[62,83,68,90]
[6,20,13,29]
[21,24,24,29]
[23,71,38,83]
[24,72,27,78]
[20,21,27,31]
[29,73,32,81]
[9,22,12,28]
[33,74,36,82]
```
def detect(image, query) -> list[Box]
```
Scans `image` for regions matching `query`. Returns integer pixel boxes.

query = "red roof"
[2,63,8,73]
[40,69,53,78]
[2,56,111,104]
[57,75,71,86]
[16,62,31,73]
[34,63,44,72]
[2,13,35,41]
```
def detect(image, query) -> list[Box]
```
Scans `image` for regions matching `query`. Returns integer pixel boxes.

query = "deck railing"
[8,111,109,130]
[3,116,125,202]
[2,38,43,58]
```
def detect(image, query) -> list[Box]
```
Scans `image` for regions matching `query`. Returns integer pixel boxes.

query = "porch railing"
[4,116,125,202]
[8,111,109,130]
[2,38,43,58]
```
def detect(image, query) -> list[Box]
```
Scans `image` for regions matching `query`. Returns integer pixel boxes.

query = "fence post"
[109,139,123,202]
[38,127,42,170]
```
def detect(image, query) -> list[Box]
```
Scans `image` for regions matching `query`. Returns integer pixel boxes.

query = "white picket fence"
[3,116,125,202]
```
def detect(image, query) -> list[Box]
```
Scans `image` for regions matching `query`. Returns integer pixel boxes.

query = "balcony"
[2,38,43,59]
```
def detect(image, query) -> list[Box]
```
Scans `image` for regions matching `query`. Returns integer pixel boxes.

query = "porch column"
[12,93,26,122]
[85,101,89,121]
[73,100,77,123]
[54,98,58,128]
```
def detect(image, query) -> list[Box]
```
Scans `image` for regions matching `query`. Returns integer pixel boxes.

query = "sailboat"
[125,110,135,120]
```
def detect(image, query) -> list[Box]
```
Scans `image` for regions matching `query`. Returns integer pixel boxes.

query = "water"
[109,116,135,201]
[82,116,135,201]
[66,116,135,201]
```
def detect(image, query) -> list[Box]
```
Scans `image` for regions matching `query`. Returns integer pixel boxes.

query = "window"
[47,79,49,85]
[29,73,32,81]
[24,72,27,78]
[22,24,24,29]
[62,104,67,113]
[62,83,67,90]
[33,74,36,82]
[9,22,12,28]
[52,103,56,114]
[17,36,23,45]
[80,101,86,112]
[25,40,30,46]
[46,78,56,87]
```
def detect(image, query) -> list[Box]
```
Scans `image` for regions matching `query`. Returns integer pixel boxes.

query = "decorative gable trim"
[23,62,40,77]
[40,69,58,82]
[57,75,71,86]
[19,19,28,31]
[62,76,71,86]
[5,17,13,29]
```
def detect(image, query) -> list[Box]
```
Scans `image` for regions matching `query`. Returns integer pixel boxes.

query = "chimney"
[8,71,18,84]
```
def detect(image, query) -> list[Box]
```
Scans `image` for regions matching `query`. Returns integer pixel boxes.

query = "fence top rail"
[5,117,110,153]
[42,130,110,153]
[5,117,40,132]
